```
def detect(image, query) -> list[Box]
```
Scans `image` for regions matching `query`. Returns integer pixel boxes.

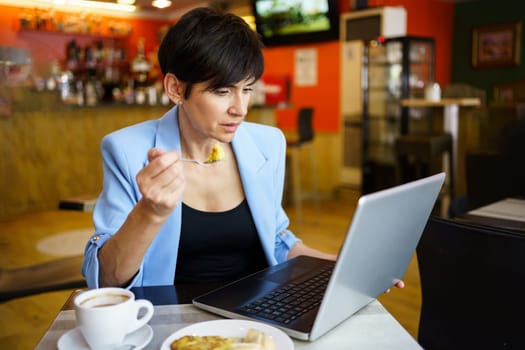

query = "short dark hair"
[158,7,264,98]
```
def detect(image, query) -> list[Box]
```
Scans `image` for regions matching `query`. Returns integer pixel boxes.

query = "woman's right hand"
[98,148,185,287]
[136,148,186,219]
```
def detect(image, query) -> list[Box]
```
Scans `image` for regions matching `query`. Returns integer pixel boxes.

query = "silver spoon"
[179,158,223,166]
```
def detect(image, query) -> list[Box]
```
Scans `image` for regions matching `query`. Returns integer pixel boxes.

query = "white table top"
[35,300,421,350]
[468,198,525,223]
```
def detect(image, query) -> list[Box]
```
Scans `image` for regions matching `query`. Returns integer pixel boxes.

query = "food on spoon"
[170,328,275,350]
[205,142,226,164]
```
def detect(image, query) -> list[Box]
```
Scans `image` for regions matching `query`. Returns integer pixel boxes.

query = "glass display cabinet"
[362,36,435,193]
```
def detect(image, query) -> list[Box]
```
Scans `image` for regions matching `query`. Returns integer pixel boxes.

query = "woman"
[82,7,337,289]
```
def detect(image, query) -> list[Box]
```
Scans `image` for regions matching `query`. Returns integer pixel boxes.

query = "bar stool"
[395,133,455,199]
[286,107,320,229]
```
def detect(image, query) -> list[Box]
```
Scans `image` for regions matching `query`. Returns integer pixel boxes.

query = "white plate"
[57,324,153,350]
[160,319,294,350]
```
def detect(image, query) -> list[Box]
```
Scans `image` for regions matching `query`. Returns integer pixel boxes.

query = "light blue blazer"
[82,106,300,289]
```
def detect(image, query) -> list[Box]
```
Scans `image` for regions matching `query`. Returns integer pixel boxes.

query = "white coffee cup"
[74,287,154,349]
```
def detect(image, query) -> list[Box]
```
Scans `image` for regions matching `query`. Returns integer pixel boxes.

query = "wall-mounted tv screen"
[252,0,339,46]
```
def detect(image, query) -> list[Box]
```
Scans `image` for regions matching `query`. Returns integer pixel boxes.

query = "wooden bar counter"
[0,87,170,219]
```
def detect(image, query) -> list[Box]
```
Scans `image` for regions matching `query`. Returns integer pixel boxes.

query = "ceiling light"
[67,0,135,12]
[152,0,172,9]
[0,0,135,12]
[117,0,136,4]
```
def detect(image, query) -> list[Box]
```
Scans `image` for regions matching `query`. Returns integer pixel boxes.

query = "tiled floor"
[0,210,93,350]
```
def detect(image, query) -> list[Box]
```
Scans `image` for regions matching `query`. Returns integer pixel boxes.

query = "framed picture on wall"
[472,22,522,68]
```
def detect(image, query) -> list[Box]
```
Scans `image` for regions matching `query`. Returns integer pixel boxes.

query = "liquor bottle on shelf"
[131,37,151,88]
[130,37,152,105]
[66,39,80,70]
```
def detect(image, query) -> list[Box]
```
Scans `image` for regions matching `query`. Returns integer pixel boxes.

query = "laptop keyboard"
[239,265,333,324]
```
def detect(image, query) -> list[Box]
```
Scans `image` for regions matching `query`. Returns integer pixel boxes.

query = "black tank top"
[175,199,268,284]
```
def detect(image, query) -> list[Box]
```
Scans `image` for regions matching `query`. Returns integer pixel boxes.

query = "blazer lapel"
[155,106,182,151]
[233,126,277,264]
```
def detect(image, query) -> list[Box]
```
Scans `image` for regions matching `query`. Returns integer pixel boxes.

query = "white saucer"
[57,324,153,350]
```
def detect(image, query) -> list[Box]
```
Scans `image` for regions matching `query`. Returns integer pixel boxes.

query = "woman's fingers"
[147,147,166,161]
[137,149,185,216]
[385,279,405,294]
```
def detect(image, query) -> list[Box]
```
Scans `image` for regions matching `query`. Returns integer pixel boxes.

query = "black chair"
[395,132,454,218]
[395,133,454,198]
[416,216,525,350]
[499,118,525,196]
[285,107,319,228]
[449,118,525,217]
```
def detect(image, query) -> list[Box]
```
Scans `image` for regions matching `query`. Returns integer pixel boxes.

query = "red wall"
[263,41,341,131]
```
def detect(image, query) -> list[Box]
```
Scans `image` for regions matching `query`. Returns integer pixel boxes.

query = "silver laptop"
[193,173,445,341]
